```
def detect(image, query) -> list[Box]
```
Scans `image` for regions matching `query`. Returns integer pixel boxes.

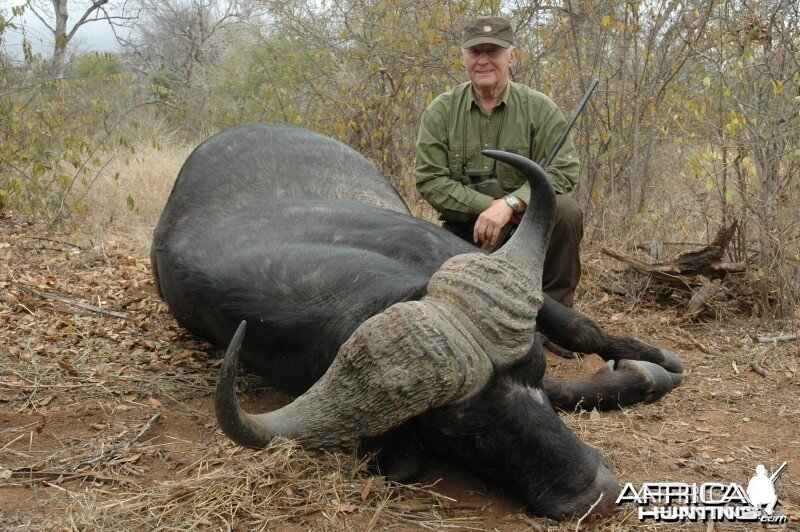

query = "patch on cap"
[462,16,514,49]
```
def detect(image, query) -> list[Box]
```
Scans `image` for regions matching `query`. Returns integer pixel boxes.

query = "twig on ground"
[749,362,767,377]
[752,332,800,343]
[16,236,85,250]
[574,491,605,530]
[683,332,721,357]
[14,283,130,319]
[76,413,161,468]
[10,470,123,484]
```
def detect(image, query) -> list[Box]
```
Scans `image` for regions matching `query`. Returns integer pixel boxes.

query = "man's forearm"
[416,174,495,216]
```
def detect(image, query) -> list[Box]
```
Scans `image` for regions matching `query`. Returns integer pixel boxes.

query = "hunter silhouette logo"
[616,461,790,523]
[746,462,787,516]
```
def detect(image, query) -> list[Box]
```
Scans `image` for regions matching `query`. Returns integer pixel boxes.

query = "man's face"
[463,44,515,92]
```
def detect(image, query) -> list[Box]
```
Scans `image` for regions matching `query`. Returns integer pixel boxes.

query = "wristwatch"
[503,195,520,213]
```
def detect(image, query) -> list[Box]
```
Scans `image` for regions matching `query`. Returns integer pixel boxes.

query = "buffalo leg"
[537,294,684,374]
[513,335,682,411]
[543,359,683,411]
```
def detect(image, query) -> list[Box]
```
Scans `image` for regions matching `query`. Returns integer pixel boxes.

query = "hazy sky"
[2,1,123,60]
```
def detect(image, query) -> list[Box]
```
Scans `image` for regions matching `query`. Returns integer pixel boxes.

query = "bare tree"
[124,0,256,88]
[24,0,136,78]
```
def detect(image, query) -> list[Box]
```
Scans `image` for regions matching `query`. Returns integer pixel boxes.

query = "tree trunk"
[51,0,69,79]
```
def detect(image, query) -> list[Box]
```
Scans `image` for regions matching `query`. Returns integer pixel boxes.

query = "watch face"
[505,195,519,211]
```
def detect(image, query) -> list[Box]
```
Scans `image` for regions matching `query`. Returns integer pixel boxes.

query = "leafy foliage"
[0,50,137,223]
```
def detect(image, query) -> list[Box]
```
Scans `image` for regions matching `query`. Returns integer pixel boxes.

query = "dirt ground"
[1,211,798,531]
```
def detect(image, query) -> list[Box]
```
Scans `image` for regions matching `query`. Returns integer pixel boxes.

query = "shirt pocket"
[448,149,470,185]
[497,145,529,190]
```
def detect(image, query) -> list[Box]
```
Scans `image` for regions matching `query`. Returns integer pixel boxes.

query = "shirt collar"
[468,80,511,110]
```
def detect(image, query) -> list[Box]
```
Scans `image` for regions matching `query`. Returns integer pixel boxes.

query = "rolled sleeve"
[510,182,531,205]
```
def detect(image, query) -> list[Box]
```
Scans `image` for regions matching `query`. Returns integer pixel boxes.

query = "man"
[415,16,584,307]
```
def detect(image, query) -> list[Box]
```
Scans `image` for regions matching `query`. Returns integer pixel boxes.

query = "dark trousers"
[442,195,583,307]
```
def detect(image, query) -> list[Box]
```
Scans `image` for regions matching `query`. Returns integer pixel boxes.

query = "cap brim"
[462,37,512,49]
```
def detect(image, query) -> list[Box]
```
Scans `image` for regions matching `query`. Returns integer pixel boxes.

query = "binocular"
[465,168,503,199]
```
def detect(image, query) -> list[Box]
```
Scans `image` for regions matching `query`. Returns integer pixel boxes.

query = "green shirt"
[414,81,580,221]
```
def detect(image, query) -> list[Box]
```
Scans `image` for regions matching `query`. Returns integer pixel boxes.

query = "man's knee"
[543,195,583,307]
[553,195,583,240]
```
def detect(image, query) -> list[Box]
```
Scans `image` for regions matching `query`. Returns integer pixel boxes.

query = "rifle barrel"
[770,461,788,483]
[543,78,599,168]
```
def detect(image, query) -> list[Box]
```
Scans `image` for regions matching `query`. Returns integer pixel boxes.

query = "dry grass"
[58,439,482,531]
[79,143,191,248]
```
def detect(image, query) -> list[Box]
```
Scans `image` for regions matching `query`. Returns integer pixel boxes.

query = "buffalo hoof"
[615,359,683,403]
[654,348,684,374]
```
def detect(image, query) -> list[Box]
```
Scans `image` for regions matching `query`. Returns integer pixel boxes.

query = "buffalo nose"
[591,459,620,516]
[563,457,619,520]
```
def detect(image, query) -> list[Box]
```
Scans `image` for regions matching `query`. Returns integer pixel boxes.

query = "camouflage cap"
[461,16,514,49]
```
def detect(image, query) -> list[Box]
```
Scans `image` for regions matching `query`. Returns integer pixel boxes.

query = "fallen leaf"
[361,477,373,501]
[57,360,79,377]
[149,397,163,409]
[2,377,26,387]
[37,395,54,407]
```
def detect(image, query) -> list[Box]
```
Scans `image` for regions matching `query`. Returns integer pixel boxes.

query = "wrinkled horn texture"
[270,295,494,447]
[425,252,542,370]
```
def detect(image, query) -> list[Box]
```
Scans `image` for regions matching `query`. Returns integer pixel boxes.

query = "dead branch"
[14,283,130,319]
[602,221,745,285]
[749,361,767,377]
[682,332,722,357]
[685,282,724,319]
[752,332,800,343]
[601,245,745,282]
[601,246,693,285]
[16,236,85,249]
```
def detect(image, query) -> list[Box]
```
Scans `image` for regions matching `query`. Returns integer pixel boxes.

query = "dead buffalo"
[151,124,683,519]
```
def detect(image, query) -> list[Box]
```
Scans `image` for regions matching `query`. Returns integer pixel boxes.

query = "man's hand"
[473,199,514,247]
